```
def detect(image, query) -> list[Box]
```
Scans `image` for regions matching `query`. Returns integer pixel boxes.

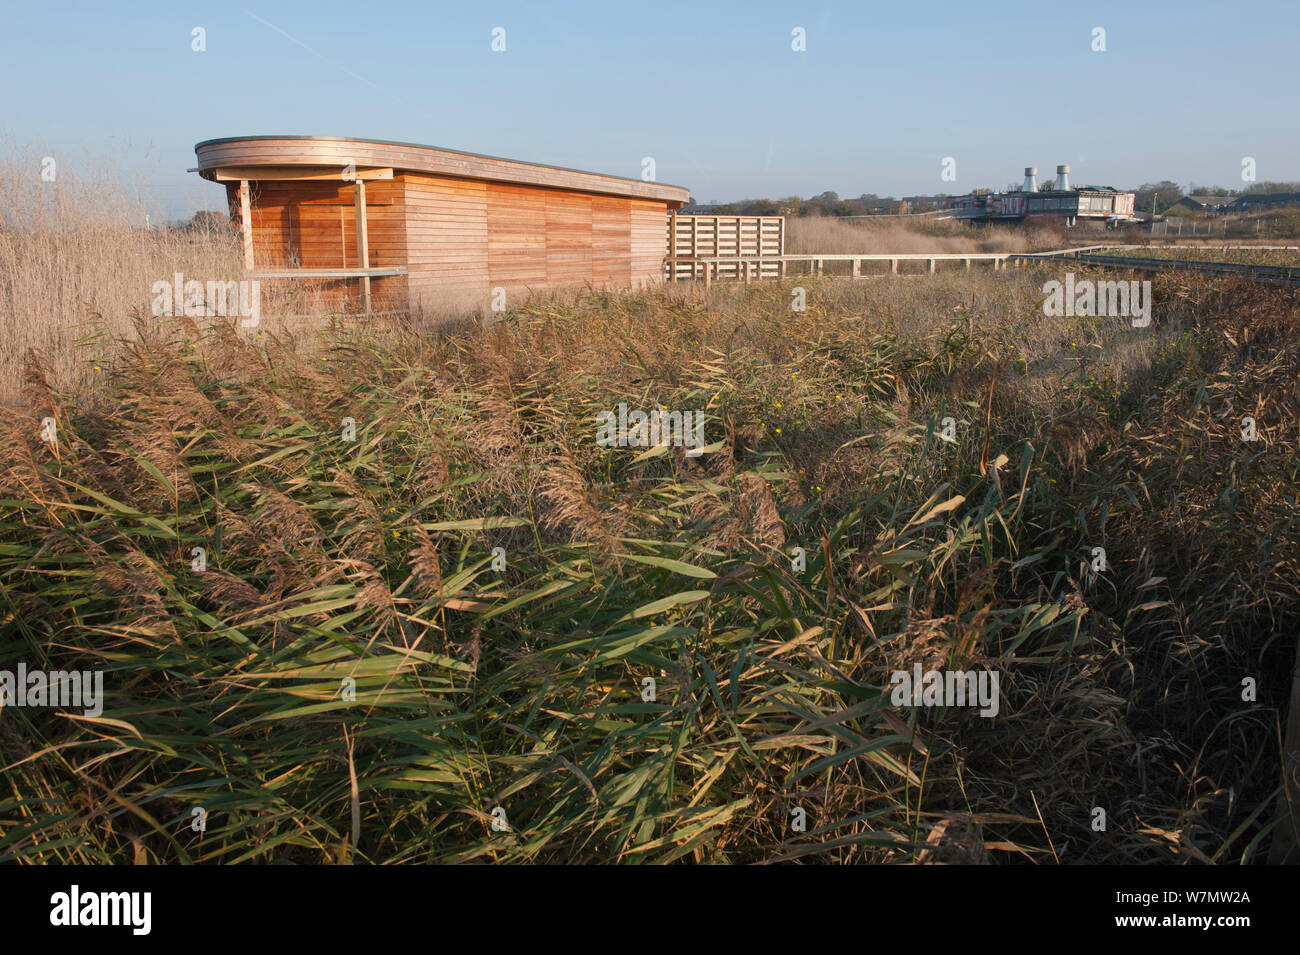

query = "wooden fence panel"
[667,214,785,281]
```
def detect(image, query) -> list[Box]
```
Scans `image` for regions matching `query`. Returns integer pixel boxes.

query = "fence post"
[669,209,678,281]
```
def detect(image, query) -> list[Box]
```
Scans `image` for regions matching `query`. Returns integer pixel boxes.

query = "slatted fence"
[666,214,784,281]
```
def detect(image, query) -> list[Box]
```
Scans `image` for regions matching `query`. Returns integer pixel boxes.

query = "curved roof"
[195,135,690,206]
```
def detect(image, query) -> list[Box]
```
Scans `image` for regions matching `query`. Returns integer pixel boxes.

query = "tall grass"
[0,148,244,400]
[2,265,1296,863]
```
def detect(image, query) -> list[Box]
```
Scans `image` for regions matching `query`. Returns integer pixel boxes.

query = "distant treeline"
[683,193,909,217]
[687,181,1300,217]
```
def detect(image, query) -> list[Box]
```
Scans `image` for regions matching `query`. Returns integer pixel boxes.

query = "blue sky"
[3,0,1296,218]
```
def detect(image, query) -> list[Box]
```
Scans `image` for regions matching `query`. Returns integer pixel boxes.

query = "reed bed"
[1101,246,1300,267]
[785,215,1067,255]
[0,149,343,402]
[1,264,1297,864]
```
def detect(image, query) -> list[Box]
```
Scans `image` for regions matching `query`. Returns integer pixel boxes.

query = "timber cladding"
[194,136,690,317]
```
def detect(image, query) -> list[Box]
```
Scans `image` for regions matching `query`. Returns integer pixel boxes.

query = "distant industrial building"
[945,165,1137,227]
[900,195,953,212]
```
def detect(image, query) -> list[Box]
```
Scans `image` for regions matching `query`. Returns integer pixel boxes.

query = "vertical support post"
[354,179,371,313]
[239,180,254,271]
[736,217,743,278]
[851,259,860,278]
[890,258,898,274]
[774,218,782,278]
[691,215,699,283]
[669,209,677,281]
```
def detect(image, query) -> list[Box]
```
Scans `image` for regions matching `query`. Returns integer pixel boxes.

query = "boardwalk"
[664,245,1300,287]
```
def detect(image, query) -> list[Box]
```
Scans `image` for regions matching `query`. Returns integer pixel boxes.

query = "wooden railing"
[664,251,1035,285]
[663,245,1300,287]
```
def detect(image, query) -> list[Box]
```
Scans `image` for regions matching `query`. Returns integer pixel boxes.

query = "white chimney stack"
[1022,167,1038,192]
[1056,164,1071,191]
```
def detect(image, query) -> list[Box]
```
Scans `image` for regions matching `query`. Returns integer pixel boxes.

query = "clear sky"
[3,0,1296,218]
